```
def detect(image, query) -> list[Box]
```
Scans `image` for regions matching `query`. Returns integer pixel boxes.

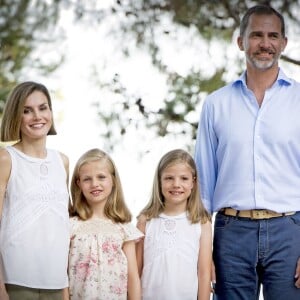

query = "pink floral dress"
[68,217,143,300]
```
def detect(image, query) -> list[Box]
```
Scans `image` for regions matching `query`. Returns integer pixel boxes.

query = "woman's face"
[20,91,53,140]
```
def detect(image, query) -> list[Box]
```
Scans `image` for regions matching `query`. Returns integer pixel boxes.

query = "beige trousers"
[6,284,63,300]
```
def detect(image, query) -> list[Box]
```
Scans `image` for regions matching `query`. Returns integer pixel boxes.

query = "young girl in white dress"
[136,149,212,300]
[67,148,143,300]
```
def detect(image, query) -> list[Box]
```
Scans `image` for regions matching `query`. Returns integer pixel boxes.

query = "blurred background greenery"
[1,0,300,150]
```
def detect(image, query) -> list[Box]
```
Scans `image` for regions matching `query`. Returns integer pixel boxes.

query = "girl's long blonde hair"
[69,148,132,223]
[139,149,211,224]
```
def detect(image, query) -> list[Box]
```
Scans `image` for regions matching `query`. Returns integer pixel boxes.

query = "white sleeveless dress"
[0,146,69,289]
[141,212,201,300]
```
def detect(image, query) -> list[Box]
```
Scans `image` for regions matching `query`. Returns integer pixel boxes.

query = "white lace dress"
[141,212,201,300]
[0,146,69,288]
[68,217,143,300]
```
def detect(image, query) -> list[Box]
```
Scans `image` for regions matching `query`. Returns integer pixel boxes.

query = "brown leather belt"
[220,207,295,220]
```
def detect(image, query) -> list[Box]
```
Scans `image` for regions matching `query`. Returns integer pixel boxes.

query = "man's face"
[238,14,287,71]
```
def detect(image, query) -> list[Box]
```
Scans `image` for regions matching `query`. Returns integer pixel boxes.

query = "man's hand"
[294,257,300,288]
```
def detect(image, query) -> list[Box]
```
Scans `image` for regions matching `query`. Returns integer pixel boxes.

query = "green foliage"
[69,0,297,147]
[1,0,300,148]
[0,0,63,112]
[94,66,227,150]
[81,0,297,146]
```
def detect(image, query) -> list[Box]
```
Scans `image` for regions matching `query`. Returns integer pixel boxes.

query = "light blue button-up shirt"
[195,69,300,214]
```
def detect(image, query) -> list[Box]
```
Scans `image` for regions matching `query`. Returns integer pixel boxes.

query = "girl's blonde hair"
[69,148,132,223]
[139,149,211,224]
[0,81,57,142]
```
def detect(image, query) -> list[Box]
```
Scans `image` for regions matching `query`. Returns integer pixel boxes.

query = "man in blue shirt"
[195,4,300,300]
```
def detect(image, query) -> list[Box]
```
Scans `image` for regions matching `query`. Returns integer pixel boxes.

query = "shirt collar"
[233,68,292,88]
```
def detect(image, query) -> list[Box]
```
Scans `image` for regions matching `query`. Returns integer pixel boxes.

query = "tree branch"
[281,54,300,66]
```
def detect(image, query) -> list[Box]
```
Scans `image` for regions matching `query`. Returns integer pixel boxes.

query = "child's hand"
[62,287,70,300]
[211,261,216,293]
[0,285,9,300]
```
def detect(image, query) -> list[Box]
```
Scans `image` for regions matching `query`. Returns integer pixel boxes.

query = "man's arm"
[194,100,218,213]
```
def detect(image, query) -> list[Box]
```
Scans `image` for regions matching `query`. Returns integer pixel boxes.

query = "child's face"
[77,160,114,209]
[160,162,194,210]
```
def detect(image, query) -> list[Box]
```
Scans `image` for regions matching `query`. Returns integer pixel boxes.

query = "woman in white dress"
[136,149,212,300]
[0,81,70,300]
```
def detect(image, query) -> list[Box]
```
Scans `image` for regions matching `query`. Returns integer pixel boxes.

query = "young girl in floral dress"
[67,148,143,300]
[136,149,212,300]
